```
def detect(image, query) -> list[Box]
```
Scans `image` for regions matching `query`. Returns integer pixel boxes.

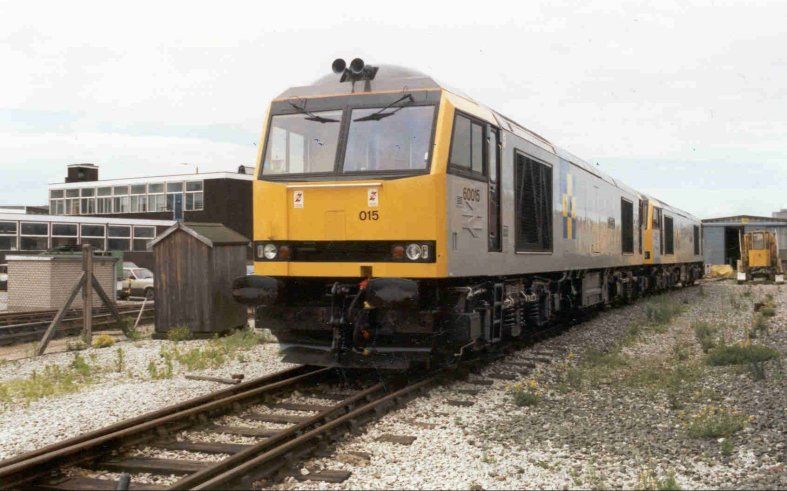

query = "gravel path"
[274,282,786,490]
[0,334,296,460]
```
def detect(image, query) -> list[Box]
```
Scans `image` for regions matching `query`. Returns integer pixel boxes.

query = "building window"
[113,196,130,213]
[81,188,95,197]
[449,113,485,174]
[97,197,112,214]
[133,226,155,251]
[65,189,79,198]
[81,224,106,251]
[52,223,78,248]
[50,200,65,215]
[664,216,674,255]
[693,225,701,255]
[514,152,552,252]
[50,189,64,199]
[130,195,147,213]
[130,184,147,213]
[148,183,166,212]
[66,198,80,215]
[108,225,131,251]
[97,187,112,197]
[166,182,184,193]
[185,181,204,211]
[621,198,634,254]
[149,194,167,212]
[80,198,96,214]
[0,221,18,251]
[20,222,48,251]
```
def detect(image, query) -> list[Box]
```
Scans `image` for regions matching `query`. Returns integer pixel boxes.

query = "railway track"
[0,305,155,346]
[0,364,446,490]
[0,289,666,489]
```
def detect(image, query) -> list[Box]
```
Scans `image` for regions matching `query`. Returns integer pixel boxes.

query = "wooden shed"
[149,222,249,337]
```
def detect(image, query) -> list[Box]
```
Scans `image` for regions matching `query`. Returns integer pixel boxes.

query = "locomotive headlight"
[262,243,278,260]
[405,243,422,261]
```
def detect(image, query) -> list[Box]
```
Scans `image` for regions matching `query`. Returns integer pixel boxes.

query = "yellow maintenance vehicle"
[738,230,784,284]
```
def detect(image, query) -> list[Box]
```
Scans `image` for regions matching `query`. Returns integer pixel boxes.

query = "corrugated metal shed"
[702,215,787,267]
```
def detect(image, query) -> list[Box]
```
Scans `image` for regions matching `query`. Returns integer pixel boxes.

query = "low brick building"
[5,254,117,311]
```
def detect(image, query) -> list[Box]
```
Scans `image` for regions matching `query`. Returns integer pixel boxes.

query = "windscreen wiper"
[288,101,340,123]
[353,94,414,122]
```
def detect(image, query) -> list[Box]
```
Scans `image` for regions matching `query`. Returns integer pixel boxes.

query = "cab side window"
[449,113,485,176]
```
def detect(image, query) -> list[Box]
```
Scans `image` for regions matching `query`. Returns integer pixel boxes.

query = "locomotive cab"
[235,61,455,369]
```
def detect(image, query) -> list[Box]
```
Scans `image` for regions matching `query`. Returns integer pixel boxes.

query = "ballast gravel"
[274,282,786,490]
[0,334,296,460]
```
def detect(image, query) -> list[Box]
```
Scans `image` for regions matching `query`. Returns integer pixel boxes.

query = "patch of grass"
[742,287,753,298]
[645,298,684,327]
[509,380,541,407]
[692,321,718,353]
[760,307,776,317]
[215,328,262,352]
[624,362,702,391]
[66,340,87,351]
[706,343,779,366]
[753,314,768,335]
[672,340,691,361]
[638,469,681,491]
[91,334,115,349]
[119,317,145,341]
[166,325,192,342]
[748,360,767,381]
[0,354,96,404]
[150,328,262,378]
[584,348,628,369]
[70,353,91,377]
[147,350,174,380]
[720,438,734,456]
[624,360,703,410]
[621,323,643,347]
[114,348,125,373]
[686,405,748,438]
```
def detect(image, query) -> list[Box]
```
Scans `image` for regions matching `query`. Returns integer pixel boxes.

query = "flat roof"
[702,215,787,226]
[0,213,175,227]
[49,171,254,190]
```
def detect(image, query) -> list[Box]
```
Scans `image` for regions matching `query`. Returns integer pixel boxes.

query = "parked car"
[0,264,7,291]
[119,264,155,300]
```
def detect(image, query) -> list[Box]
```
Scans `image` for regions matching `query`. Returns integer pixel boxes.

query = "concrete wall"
[6,256,116,311]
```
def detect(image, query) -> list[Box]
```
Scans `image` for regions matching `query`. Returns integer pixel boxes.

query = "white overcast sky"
[1,0,785,218]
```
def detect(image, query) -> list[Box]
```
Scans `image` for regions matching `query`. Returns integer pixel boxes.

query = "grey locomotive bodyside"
[446,128,702,278]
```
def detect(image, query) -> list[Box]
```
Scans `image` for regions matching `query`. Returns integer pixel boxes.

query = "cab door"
[487,125,502,252]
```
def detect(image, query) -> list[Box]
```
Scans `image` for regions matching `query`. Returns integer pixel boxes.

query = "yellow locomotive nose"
[254,174,444,279]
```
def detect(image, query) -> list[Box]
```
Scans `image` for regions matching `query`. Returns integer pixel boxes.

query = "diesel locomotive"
[233,59,704,369]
